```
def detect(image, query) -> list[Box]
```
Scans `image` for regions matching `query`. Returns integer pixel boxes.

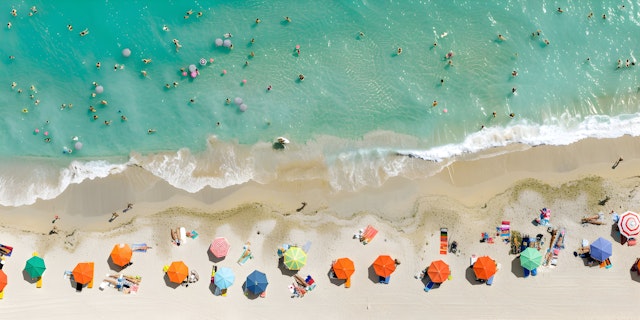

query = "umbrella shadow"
[107,256,125,272]
[629,258,640,282]
[242,281,261,300]
[610,224,622,244]
[163,273,181,289]
[327,269,345,286]
[22,269,38,284]
[367,265,381,284]
[207,248,226,263]
[465,266,484,285]
[511,256,525,278]
[277,258,298,277]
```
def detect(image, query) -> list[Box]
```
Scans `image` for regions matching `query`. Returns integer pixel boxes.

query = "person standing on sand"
[612,157,623,169]
[109,212,119,222]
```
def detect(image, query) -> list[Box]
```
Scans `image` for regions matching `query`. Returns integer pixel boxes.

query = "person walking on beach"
[109,212,119,222]
[612,157,623,169]
[123,203,133,213]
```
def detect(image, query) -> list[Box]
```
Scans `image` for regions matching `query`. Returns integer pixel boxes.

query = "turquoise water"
[2,0,640,206]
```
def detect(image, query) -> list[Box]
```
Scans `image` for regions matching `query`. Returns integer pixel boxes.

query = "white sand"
[1,136,640,319]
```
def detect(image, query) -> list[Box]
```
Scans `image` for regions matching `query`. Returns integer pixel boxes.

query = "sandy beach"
[1,136,640,320]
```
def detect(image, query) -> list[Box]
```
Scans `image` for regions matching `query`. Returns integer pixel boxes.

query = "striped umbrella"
[209,237,231,258]
[618,211,640,239]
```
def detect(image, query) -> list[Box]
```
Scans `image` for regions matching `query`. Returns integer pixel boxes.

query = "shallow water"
[1,0,640,206]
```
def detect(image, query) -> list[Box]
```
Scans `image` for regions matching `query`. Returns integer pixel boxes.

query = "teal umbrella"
[520,247,542,271]
[25,256,46,278]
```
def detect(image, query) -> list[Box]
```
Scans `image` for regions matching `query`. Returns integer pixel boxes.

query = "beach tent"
[520,247,543,271]
[210,237,231,258]
[473,256,497,280]
[214,267,235,290]
[590,237,612,262]
[333,258,355,287]
[618,211,640,240]
[283,247,307,270]
[24,255,46,278]
[427,260,451,283]
[72,262,94,285]
[110,243,133,267]
[167,261,189,284]
[246,270,268,295]
[373,255,396,278]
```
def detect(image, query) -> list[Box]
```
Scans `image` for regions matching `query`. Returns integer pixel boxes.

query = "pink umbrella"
[618,211,640,239]
[209,237,230,258]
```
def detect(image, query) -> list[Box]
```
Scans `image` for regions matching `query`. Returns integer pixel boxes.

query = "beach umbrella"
[24,256,46,278]
[520,247,543,271]
[427,260,450,283]
[332,258,355,280]
[618,211,640,239]
[110,243,133,267]
[245,270,268,295]
[209,237,231,258]
[167,261,189,284]
[72,262,94,285]
[283,246,307,270]
[473,256,497,280]
[373,255,396,278]
[214,267,235,289]
[590,237,612,262]
[0,270,6,292]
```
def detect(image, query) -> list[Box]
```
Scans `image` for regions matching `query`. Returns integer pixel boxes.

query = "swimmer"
[285,16,292,23]
[91,93,97,98]
[104,120,112,126]
[186,9,193,16]
[89,106,96,112]
[147,129,156,134]
[172,81,179,87]
[17,88,22,93]
[162,25,170,31]
[44,137,51,143]
[588,12,593,19]
[255,18,261,24]
[11,82,16,89]
[197,12,203,18]
[557,7,563,13]
[31,6,37,14]
[440,79,444,85]
[100,100,108,105]
[225,98,231,104]
[141,70,147,77]
[512,70,518,77]
[498,34,506,41]
[432,100,438,107]
[189,98,195,103]
[543,39,550,45]
[92,81,98,87]
[602,14,606,19]
[80,29,89,36]
[397,47,402,55]
[511,87,517,93]
[245,61,249,66]
[250,38,255,44]
[172,39,182,51]
[60,103,67,110]
[29,94,34,99]
[492,111,497,118]
[250,51,255,57]
[359,32,365,37]
[142,58,152,64]
[298,74,305,81]
[67,24,73,31]
[225,33,233,38]
[114,64,119,70]
[93,115,99,120]
[22,108,28,113]
[9,55,15,60]
[10,9,17,17]
[121,115,127,121]
[433,42,437,47]
[96,62,101,69]
[267,85,272,91]
[447,59,453,66]
[34,99,40,105]
[7,22,11,29]
[165,83,171,89]
[509,113,515,118]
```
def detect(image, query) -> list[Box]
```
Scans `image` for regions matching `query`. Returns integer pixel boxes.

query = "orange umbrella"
[167,261,189,284]
[0,269,7,292]
[72,262,94,285]
[110,243,133,267]
[427,260,450,283]
[333,258,355,279]
[373,255,396,277]
[473,256,497,280]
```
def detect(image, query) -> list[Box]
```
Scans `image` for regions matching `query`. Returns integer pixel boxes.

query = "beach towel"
[179,227,187,244]
[440,228,448,255]
[361,225,378,244]
[0,244,13,257]
[132,243,149,252]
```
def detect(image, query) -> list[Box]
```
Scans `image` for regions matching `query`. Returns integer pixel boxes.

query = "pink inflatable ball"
[74,141,83,150]
[215,38,223,47]
[222,69,227,75]
[182,71,188,77]
[233,97,243,105]
[34,128,40,134]
[443,108,448,113]
[95,85,104,94]
[122,48,131,57]
[295,44,300,50]
[190,71,197,78]
[209,58,214,63]
[239,103,248,112]
[188,64,197,73]
[223,39,232,48]
[44,131,49,136]
[242,79,247,84]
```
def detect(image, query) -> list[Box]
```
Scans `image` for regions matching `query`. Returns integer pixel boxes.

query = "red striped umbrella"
[209,237,230,258]
[618,211,640,239]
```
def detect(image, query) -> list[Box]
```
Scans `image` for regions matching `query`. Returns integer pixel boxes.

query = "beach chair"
[486,275,494,286]
[523,268,530,278]
[76,282,83,292]
[36,277,42,288]
[0,291,3,299]
[379,276,390,284]
[424,281,435,292]
[531,268,538,276]
[440,228,448,255]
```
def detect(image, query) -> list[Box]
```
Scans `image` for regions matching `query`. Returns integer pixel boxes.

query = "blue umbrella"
[246,270,268,295]
[214,267,235,289]
[590,237,612,262]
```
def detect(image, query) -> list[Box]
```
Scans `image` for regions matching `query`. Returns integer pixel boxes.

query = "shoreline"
[1,136,640,319]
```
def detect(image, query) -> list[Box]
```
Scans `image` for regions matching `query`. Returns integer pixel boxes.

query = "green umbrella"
[25,256,46,278]
[283,247,307,270]
[520,247,542,271]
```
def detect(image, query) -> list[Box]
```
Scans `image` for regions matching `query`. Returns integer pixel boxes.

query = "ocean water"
[2,0,640,206]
